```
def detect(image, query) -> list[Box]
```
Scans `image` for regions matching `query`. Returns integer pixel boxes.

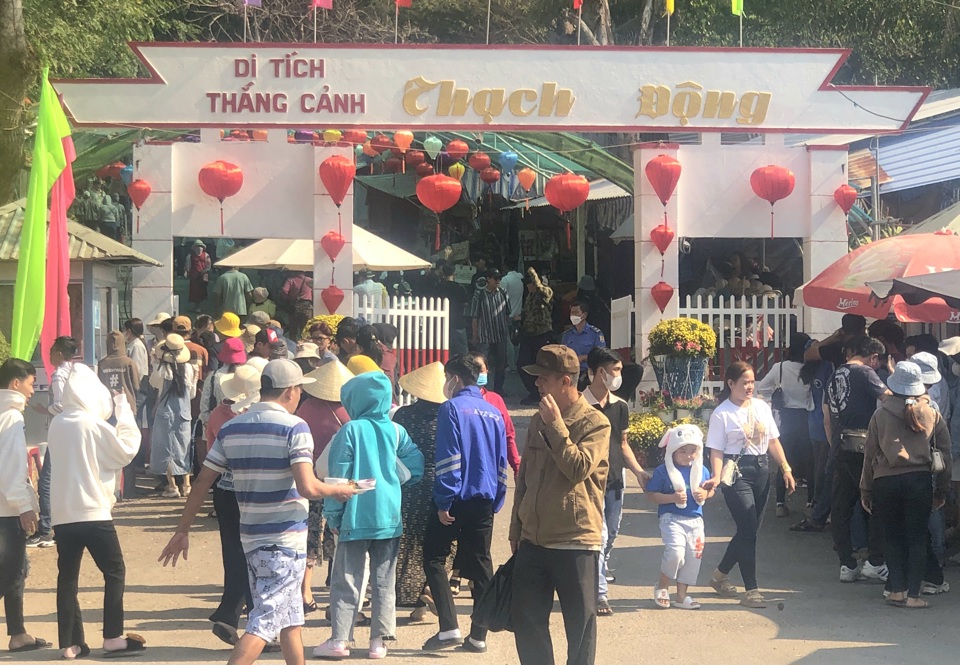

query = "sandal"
[596,599,614,616]
[709,575,739,598]
[654,587,671,609]
[740,590,767,609]
[61,644,90,660]
[102,634,146,659]
[885,597,907,608]
[211,622,238,646]
[904,598,930,609]
[673,596,701,610]
[303,600,319,614]
[789,518,825,533]
[11,637,51,653]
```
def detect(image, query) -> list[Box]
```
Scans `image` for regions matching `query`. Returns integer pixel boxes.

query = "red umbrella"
[801,231,960,322]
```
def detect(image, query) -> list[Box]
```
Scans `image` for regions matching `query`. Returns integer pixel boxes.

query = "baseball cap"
[173,315,192,335]
[522,344,580,376]
[247,310,270,326]
[485,269,503,281]
[261,358,316,391]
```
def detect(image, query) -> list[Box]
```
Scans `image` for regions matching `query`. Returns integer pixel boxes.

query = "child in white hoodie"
[0,359,49,653]
[48,363,143,659]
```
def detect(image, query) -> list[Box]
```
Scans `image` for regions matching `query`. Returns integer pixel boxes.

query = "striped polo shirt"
[205,401,315,554]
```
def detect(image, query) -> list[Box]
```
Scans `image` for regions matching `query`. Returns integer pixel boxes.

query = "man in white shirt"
[355,270,388,308]
[28,336,77,548]
[500,266,524,369]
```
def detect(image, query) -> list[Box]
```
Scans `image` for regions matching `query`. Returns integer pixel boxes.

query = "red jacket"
[481,387,520,474]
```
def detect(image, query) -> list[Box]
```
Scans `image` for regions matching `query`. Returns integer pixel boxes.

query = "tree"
[0,0,33,205]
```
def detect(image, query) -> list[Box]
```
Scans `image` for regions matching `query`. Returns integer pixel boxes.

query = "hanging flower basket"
[647,318,716,400]
[650,355,709,400]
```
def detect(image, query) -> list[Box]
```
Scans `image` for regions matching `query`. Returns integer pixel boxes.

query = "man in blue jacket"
[422,355,508,653]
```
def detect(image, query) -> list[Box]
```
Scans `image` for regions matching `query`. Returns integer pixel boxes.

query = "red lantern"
[343,129,368,145]
[106,162,126,180]
[644,155,682,207]
[834,184,858,215]
[320,231,346,263]
[415,162,435,178]
[371,134,394,154]
[405,150,426,167]
[750,165,796,237]
[319,155,356,235]
[545,173,590,250]
[127,179,152,234]
[446,140,469,161]
[651,281,674,314]
[321,285,345,314]
[480,168,501,185]
[649,223,674,277]
[417,174,463,250]
[199,161,243,235]
[468,152,491,171]
[383,157,403,174]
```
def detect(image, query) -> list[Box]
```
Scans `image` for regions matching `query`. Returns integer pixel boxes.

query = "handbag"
[471,554,515,632]
[770,363,785,412]
[931,445,946,473]
[719,458,741,487]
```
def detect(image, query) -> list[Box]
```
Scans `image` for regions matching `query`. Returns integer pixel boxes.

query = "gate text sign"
[54,44,927,133]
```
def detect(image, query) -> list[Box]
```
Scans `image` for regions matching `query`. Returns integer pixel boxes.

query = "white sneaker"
[861,562,889,582]
[368,637,387,660]
[313,639,350,660]
[161,487,180,498]
[921,581,950,595]
[840,565,862,583]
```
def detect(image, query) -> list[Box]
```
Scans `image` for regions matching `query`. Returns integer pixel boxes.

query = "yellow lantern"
[323,129,343,144]
[448,162,466,181]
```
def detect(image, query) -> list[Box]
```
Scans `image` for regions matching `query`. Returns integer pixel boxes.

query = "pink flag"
[573,0,583,8]
[396,0,412,7]
[245,0,262,6]
[40,134,76,377]
[313,0,333,7]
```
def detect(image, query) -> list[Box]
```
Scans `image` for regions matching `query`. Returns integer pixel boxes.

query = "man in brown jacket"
[509,345,611,665]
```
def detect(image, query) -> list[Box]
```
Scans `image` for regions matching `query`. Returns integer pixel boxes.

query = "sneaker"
[709,575,739,598]
[161,486,180,498]
[313,639,350,660]
[450,576,461,596]
[368,637,387,660]
[461,637,487,653]
[25,534,55,548]
[740,590,767,609]
[775,504,788,518]
[840,565,863,583]
[861,562,889,583]
[422,633,463,651]
[921,581,950,595]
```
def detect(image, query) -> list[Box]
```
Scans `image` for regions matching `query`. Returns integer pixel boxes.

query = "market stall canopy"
[216,226,430,272]
[904,201,960,235]
[501,179,628,210]
[868,270,960,311]
[0,199,162,266]
[798,231,960,322]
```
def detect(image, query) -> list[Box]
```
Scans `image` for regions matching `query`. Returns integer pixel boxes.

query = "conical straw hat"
[303,360,355,402]
[398,361,448,404]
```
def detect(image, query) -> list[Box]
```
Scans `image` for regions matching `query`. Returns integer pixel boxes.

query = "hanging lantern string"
[769,207,774,238]
[219,203,224,235]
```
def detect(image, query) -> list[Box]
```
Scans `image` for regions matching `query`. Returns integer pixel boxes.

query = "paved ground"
[8,392,960,663]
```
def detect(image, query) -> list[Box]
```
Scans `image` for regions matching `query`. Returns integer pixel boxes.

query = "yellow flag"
[732,0,743,15]
[666,0,674,14]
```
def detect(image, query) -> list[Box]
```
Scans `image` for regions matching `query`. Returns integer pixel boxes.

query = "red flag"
[312,0,333,8]
[396,0,412,7]
[573,0,583,8]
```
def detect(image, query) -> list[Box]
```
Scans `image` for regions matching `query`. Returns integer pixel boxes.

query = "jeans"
[38,450,52,536]
[811,439,830,507]
[810,450,835,524]
[597,486,624,601]
[423,498,494,641]
[330,537,399,641]
[0,517,27,636]
[518,333,553,399]
[55,521,126,648]
[512,542,598,665]
[776,409,813,504]
[929,507,946,564]
[476,341,507,394]
[718,455,770,591]
[832,451,884,568]
[873,471,932,598]
[209,488,252,628]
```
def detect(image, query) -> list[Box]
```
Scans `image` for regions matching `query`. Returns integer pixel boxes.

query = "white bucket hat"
[887,361,926,397]
[219,365,262,413]
[908,352,942,385]
[159,334,190,364]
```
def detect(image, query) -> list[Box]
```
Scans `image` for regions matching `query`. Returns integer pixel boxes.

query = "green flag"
[732,0,743,15]
[11,69,70,361]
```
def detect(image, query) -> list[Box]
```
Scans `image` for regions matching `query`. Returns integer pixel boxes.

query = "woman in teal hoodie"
[315,371,424,660]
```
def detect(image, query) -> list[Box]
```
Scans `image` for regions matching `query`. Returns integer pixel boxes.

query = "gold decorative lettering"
[472,89,507,124]
[671,81,703,127]
[437,80,470,117]
[637,84,670,119]
[702,90,737,119]
[402,76,438,116]
[539,83,575,118]
[737,91,772,126]
[508,89,538,117]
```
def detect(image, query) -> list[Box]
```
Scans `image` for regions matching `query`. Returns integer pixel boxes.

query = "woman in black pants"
[861,362,952,608]
[705,362,796,608]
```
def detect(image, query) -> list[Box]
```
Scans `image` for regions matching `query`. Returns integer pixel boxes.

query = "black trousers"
[518,333,553,398]
[832,451,884,568]
[422,498,494,641]
[718,455,770,591]
[210,488,253,628]
[775,408,813,504]
[512,542,598,665]
[55,521,126,648]
[873,472,932,598]
[476,342,507,394]
[0,517,27,636]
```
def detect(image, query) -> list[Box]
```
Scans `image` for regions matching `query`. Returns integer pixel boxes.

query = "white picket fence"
[679,294,799,393]
[353,294,450,405]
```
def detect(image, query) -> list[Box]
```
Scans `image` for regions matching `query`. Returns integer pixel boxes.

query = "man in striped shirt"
[160,359,356,665]
[470,270,513,394]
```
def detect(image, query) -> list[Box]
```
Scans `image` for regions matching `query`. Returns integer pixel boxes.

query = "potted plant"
[626,412,668,468]
[672,395,704,421]
[697,394,718,423]
[647,318,717,400]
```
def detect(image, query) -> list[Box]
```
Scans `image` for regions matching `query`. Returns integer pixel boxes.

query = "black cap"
[485,269,503,281]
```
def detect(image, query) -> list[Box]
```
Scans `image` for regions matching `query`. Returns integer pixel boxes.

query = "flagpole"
[577,6,582,45]
[739,12,743,48]
[243,4,248,43]
[485,0,491,45]
[395,3,399,44]
[667,12,671,47]
[314,7,318,43]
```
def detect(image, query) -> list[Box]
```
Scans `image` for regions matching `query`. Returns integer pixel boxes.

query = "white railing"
[353,294,450,405]
[679,294,799,392]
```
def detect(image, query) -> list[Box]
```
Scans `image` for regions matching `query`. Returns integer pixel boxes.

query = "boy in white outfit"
[645,424,714,610]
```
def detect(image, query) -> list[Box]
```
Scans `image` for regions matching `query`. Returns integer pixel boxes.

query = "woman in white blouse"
[705,361,796,608]
[756,333,814,518]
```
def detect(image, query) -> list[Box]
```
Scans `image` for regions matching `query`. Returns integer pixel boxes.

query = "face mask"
[443,377,459,400]
[570,315,583,326]
[603,371,623,392]
[477,372,488,387]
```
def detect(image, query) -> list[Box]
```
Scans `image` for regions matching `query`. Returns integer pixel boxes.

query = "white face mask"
[603,371,623,392]
[570,315,583,326]
[443,377,459,400]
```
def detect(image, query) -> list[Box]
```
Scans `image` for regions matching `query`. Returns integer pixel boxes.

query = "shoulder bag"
[770,363,785,412]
